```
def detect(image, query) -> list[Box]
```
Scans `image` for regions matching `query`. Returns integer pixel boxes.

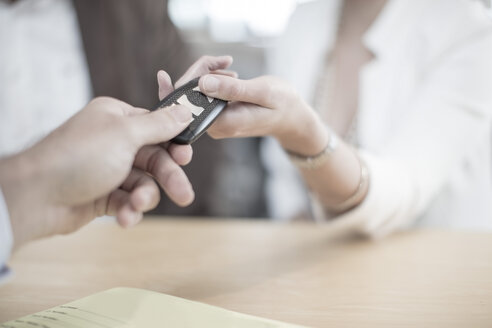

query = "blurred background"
[1,0,491,225]
[163,0,315,220]
[168,0,300,79]
[0,0,314,221]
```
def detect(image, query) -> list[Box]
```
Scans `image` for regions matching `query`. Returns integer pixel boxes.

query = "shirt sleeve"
[0,187,13,284]
[314,28,492,238]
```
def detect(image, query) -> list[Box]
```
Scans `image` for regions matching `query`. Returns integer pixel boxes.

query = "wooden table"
[1,217,492,327]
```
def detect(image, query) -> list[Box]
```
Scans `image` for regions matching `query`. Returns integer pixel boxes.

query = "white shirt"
[0,0,91,157]
[264,0,492,236]
[0,0,90,281]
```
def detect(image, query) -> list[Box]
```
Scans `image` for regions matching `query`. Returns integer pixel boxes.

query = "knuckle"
[222,124,240,137]
[228,81,244,99]
[89,96,116,107]
[268,84,282,105]
[263,75,291,106]
[150,151,176,181]
[118,114,134,131]
[120,117,143,146]
[198,55,212,65]
[88,96,126,119]
[208,120,239,139]
[207,129,223,139]
[149,108,175,132]
[149,191,160,209]
[147,148,166,173]
[162,107,186,129]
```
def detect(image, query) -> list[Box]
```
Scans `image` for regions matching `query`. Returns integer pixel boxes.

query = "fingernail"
[170,105,192,123]
[202,75,220,93]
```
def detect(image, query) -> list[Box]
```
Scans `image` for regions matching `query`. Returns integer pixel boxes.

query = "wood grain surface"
[1,217,491,327]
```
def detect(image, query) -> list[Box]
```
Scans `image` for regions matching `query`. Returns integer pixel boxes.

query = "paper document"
[1,287,306,328]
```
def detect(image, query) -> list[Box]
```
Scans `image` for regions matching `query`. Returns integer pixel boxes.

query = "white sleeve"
[0,187,13,284]
[315,32,492,238]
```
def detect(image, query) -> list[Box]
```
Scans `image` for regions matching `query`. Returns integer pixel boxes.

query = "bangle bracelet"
[327,156,370,213]
[287,131,339,169]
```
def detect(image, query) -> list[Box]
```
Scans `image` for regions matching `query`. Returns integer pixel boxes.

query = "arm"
[198,74,365,212]
[0,55,236,267]
[198,31,492,237]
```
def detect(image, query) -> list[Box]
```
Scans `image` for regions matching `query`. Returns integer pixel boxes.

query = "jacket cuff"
[0,187,13,284]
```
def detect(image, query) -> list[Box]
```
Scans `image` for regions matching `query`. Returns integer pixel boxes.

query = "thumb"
[157,70,174,101]
[128,105,193,146]
[199,74,276,108]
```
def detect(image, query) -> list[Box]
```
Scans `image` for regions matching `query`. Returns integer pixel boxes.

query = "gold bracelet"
[327,156,370,213]
[287,132,339,169]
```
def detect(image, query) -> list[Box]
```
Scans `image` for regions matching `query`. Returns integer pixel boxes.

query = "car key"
[153,77,227,144]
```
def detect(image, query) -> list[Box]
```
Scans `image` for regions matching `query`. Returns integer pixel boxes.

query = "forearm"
[299,140,367,213]
[199,73,369,213]
[277,108,367,213]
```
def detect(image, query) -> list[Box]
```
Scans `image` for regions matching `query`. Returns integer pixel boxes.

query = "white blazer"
[0,0,91,157]
[263,0,492,236]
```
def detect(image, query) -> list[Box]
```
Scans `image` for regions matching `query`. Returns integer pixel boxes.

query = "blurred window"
[169,0,314,43]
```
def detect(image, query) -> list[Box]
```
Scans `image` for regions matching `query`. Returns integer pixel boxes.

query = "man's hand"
[0,97,194,249]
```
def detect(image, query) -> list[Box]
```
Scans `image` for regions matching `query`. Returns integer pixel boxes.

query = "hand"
[175,57,365,216]
[0,97,194,249]
[198,74,329,156]
[157,55,238,98]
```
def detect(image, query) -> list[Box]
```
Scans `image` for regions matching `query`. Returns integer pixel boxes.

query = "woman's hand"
[198,74,329,156]
[193,64,364,213]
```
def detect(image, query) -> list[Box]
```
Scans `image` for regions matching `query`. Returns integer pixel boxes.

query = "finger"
[207,101,276,139]
[176,55,233,88]
[161,169,195,207]
[120,168,160,212]
[199,74,277,108]
[117,203,143,228]
[157,70,174,101]
[104,189,130,215]
[125,107,150,116]
[127,104,192,146]
[168,143,193,166]
[134,145,194,207]
[103,189,145,228]
[94,188,144,228]
[94,188,128,217]
[89,97,149,116]
[136,143,192,167]
[210,69,238,78]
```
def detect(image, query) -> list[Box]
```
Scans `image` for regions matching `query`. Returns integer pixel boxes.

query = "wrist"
[0,153,46,249]
[276,105,329,156]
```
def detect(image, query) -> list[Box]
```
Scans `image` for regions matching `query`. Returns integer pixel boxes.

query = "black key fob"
[153,77,227,144]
